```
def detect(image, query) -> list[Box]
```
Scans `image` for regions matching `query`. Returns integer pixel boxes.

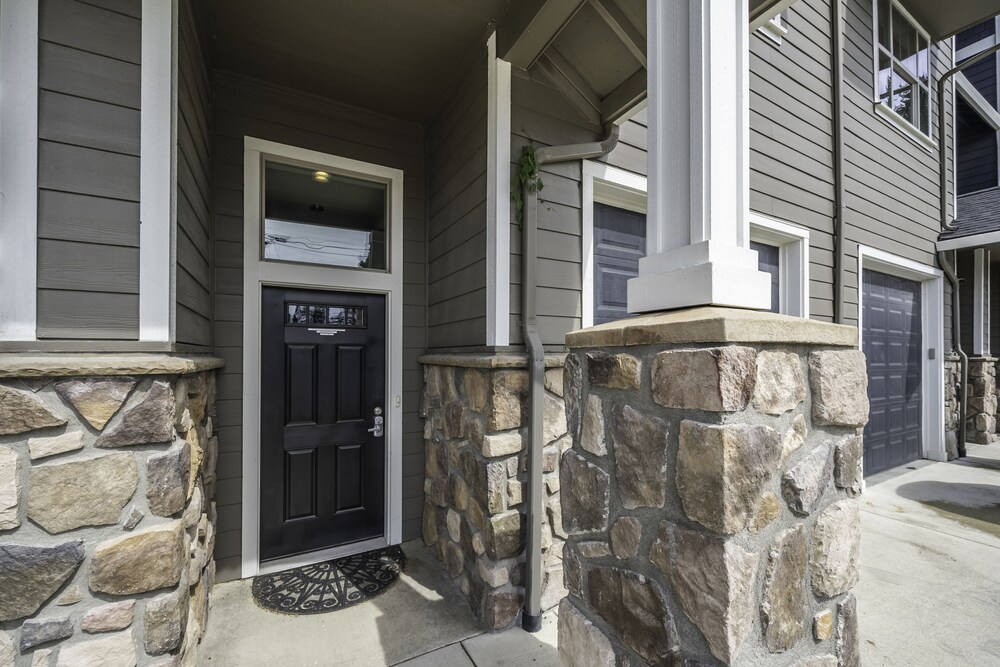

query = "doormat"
[251,545,406,615]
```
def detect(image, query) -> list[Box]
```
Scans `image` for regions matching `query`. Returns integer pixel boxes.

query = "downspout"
[938,250,967,457]
[520,124,620,632]
[831,0,847,324]
[934,44,1000,456]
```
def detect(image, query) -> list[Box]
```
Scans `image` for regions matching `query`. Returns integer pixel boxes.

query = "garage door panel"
[863,269,922,475]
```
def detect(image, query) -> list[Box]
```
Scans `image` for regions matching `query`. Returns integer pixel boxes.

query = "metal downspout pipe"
[934,45,1000,457]
[938,250,967,457]
[831,0,847,324]
[520,125,620,632]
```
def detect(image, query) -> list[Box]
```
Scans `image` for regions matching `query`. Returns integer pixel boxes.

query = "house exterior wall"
[210,74,428,580]
[426,45,489,350]
[175,0,214,348]
[503,0,955,350]
[36,0,142,340]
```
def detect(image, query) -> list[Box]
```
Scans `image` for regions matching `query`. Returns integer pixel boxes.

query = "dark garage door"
[862,269,922,475]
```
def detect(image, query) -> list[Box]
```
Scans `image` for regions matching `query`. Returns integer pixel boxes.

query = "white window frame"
[871,0,937,151]
[757,12,788,46]
[856,245,946,468]
[0,0,39,341]
[581,162,810,326]
[748,213,810,318]
[240,137,404,578]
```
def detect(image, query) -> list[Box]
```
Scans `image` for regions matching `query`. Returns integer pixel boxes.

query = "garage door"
[862,269,922,475]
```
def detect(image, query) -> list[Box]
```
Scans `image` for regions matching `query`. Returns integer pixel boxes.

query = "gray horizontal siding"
[426,46,488,349]
[176,0,213,347]
[211,74,427,581]
[841,0,954,342]
[36,0,141,340]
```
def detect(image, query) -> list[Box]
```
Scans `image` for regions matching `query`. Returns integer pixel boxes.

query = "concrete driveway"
[857,444,1000,666]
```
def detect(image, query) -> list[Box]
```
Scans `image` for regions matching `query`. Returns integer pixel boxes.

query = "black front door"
[260,287,386,562]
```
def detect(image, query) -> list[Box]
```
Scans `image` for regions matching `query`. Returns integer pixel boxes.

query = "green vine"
[511,143,544,224]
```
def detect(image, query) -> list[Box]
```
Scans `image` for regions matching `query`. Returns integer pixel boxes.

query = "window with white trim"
[874,0,932,137]
[748,214,810,318]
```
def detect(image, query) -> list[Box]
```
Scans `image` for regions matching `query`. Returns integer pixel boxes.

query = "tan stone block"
[814,609,835,641]
[753,350,807,415]
[27,432,84,461]
[0,385,65,436]
[586,352,641,389]
[580,394,606,456]
[780,414,808,466]
[652,346,756,412]
[55,631,135,667]
[0,447,20,530]
[464,369,489,412]
[676,420,781,533]
[544,368,564,397]
[811,500,861,598]
[82,600,135,634]
[28,453,138,533]
[611,404,669,509]
[809,351,869,427]
[650,521,757,664]
[481,431,524,457]
[557,599,615,667]
[748,492,780,533]
[762,526,808,651]
[90,520,185,595]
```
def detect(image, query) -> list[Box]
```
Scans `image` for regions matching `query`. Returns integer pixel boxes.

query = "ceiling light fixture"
[312,170,330,183]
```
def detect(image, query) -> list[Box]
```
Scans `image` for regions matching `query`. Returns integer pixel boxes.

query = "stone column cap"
[566,307,858,348]
[0,354,224,378]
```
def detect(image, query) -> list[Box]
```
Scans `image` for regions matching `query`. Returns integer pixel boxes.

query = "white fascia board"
[0,1,39,341]
[956,72,1000,131]
[937,230,1000,251]
[139,0,178,342]
[486,33,511,347]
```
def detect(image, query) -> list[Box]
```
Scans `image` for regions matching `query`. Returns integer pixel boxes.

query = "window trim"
[748,213,810,318]
[870,0,937,150]
[757,13,788,46]
[581,162,810,326]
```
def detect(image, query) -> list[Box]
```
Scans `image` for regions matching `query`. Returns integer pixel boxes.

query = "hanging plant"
[511,143,544,224]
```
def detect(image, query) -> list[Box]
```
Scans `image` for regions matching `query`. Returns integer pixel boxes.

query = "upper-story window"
[875,0,932,137]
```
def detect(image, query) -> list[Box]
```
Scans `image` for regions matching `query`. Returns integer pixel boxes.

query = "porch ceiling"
[207,0,510,123]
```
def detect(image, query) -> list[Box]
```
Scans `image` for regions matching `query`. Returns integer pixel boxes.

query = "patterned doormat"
[251,545,406,615]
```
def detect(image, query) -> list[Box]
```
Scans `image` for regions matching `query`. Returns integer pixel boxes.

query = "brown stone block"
[652,346,756,412]
[586,352,641,389]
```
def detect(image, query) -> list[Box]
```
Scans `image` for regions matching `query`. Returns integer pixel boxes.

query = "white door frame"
[240,137,404,578]
[857,246,947,467]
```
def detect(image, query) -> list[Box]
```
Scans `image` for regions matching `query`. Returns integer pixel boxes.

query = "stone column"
[557,309,865,667]
[0,356,221,666]
[943,353,961,458]
[965,356,997,445]
[419,354,570,630]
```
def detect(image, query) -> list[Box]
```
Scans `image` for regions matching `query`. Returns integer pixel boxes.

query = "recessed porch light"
[312,170,330,183]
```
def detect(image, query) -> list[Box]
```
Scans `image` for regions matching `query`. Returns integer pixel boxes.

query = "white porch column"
[973,247,990,356]
[629,0,771,313]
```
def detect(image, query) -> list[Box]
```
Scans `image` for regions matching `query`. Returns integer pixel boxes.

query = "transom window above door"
[263,161,388,270]
[874,0,932,139]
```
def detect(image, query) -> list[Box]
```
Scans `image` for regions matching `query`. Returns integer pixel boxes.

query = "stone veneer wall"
[419,356,570,630]
[966,356,998,445]
[557,331,865,666]
[944,353,961,458]
[0,360,220,666]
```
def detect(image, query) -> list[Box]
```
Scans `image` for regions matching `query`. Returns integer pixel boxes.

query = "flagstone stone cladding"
[557,339,864,667]
[966,356,998,445]
[420,357,569,630]
[0,363,220,666]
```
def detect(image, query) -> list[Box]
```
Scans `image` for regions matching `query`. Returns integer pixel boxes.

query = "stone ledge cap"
[0,354,225,378]
[566,307,858,348]
[419,353,567,369]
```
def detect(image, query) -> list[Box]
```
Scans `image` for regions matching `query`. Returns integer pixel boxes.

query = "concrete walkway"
[857,444,1000,666]
[201,446,1000,666]
[199,543,558,667]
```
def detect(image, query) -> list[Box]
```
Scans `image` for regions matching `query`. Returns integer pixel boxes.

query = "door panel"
[862,269,922,475]
[260,287,386,562]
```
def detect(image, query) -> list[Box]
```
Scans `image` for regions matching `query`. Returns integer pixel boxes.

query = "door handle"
[368,414,384,437]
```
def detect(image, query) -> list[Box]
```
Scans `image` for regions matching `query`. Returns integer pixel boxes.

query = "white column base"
[628,260,772,313]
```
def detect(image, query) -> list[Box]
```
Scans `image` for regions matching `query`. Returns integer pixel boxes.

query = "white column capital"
[629,0,771,313]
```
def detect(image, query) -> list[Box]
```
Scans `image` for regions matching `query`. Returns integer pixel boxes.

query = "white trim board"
[486,33,512,347]
[856,246,946,468]
[973,248,990,356]
[580,161,809,327]
[937,230,1000,251]
[240,137,404,578]
[956,72,1000,131]
[0,0,39,341]
[139,0,178,342]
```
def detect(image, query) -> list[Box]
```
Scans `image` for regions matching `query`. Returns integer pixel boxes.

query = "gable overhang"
[884,0,997,40]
